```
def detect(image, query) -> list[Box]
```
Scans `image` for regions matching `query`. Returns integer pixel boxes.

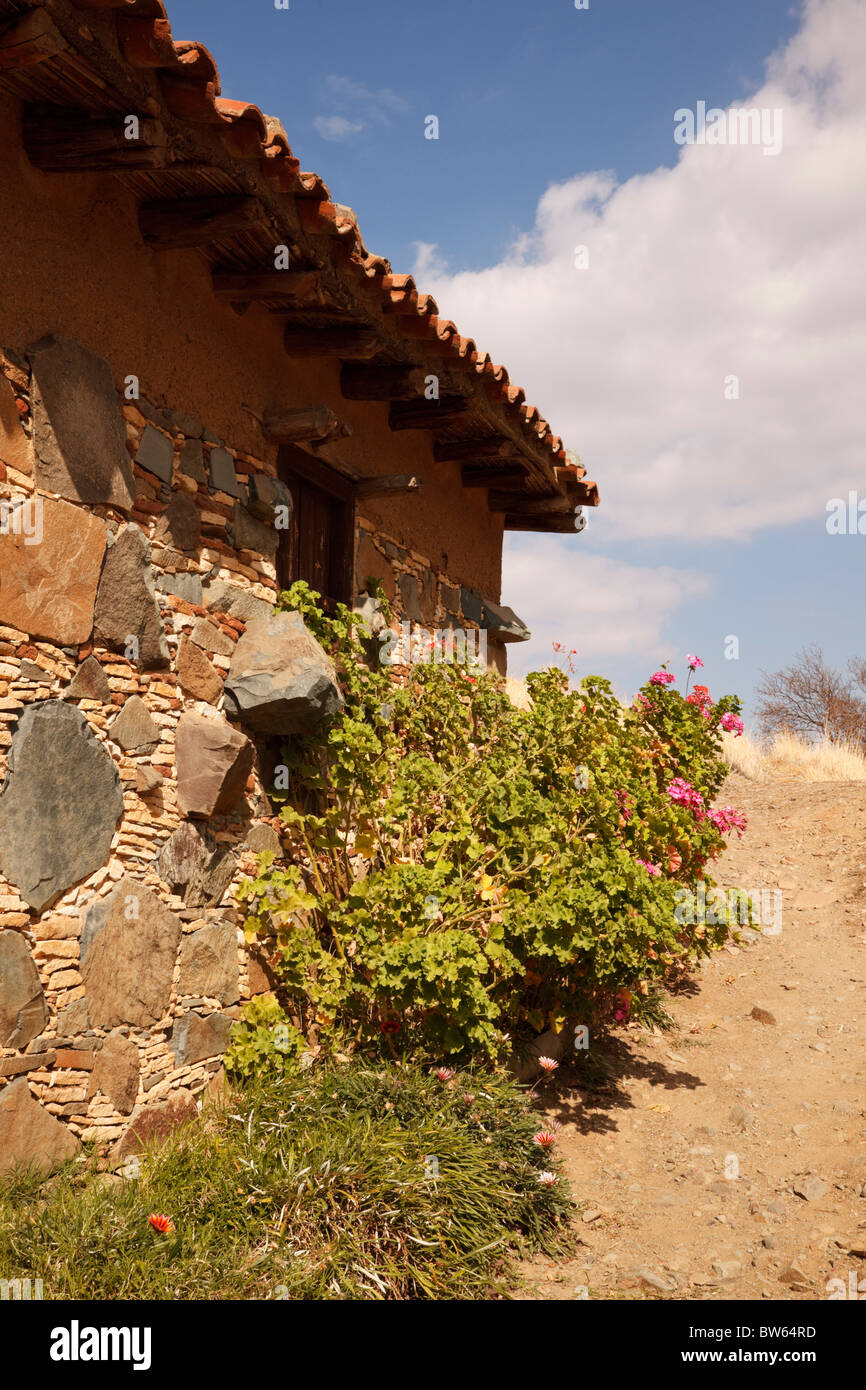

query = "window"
[276,446,354,608]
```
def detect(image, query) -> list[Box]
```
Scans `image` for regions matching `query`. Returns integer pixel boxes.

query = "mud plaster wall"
[0,92,505,603]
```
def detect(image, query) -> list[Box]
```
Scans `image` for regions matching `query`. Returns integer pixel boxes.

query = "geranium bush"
[229,584,749,1069]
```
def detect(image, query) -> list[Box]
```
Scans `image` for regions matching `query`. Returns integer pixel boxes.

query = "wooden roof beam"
[212,269,320,301]
[388,397,471,431]
[22,108,167,171]
[283,325,380,359]
[139,194,265,249]
[262,406,351,443]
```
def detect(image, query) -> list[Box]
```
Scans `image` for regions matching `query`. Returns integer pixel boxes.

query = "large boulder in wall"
[223,611,343,735]
[0,932,47,1047]
[0,702,124,911]
[81,876,181,1029]
[0,1078,81,1176]
[93,524,170,670]
[28,334,135,510]
[0,496,106,645]
[174,713,253,818]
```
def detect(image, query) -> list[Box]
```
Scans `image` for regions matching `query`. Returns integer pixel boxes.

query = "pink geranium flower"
[720,712,744,737]
[686,654,704,670]
[649,671,675,686]
[635,859,661,877]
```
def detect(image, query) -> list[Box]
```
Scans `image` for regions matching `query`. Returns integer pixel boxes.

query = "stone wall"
[0,337,341,1171]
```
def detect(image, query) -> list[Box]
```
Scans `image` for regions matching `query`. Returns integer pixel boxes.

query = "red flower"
[148,1213,174,1234]
[533,1129,556,1151]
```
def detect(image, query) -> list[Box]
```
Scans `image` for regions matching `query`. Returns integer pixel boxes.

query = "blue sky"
[168,0,865,720]
[167,0,801,268]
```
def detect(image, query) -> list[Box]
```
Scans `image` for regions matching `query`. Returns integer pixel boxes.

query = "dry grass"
[723,730,866,782]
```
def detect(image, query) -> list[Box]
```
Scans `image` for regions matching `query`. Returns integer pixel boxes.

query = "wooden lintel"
[0,10,67,71]
[504,510,584,534]
[354,473,422,499]
[388,397,471,431]
[433,437,516,464]
[212,270,320,301]
[139,195,264,249]
[283,325,380,359]
[262,406,351,444]
[461,465,529,489]
[22,110,166,172]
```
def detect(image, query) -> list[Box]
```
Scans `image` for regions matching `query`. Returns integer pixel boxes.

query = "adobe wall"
[0,91,504,602]
[0,85,512,1174]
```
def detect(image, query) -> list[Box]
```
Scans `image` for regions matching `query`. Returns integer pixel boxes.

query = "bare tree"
[756,645,866,747]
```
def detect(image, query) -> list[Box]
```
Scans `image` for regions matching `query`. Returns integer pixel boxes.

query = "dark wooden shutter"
[276,447,354,608]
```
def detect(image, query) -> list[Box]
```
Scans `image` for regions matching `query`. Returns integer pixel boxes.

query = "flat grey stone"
[230,503,277,558]
[397,573,423,623]
[81,876,182,1028]
[247,473,292,521]
[156,822,236,907]
[0,933,47,1048]
[28,334,135,510]
[0,702,123,911]
[56,998,91,1035]
[108,695,160,752]
[177,925,240,1005]
[152,493,200,553]
[460,587,484,625]
[88,1033,139,1115]
[178,437,206,482]
[170,1010,233,1066]
[245,822,282,857]
[134,424,174,483]
[0,1077,80,1175]
[223,611,343,735]
[175,712,253,818]
[480,598,530,643]
[203,579,273,625]
[94,524,170,670]
[135,765,163,796]
[19,660,49,682]
[208,446,239,497]
[64,655,111,703]
[156,572,203,605]
[189,617,234,657]
[165,409,203,438]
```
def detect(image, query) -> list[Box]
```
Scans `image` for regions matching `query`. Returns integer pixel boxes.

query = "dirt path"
[519,774,866,1300]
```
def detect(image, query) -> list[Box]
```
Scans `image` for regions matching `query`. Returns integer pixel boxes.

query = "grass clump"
[0,1062,572,1300]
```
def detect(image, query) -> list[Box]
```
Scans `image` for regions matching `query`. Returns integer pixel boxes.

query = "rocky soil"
[519,774,866,1300]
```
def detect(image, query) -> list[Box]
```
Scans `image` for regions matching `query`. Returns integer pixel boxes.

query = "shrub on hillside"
[229,584,748,1067]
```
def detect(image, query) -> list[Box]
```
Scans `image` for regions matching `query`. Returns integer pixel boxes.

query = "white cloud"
[314,75,409,141]
[413,0,866,544]
[313,115,364,142]
[502,539,711,679]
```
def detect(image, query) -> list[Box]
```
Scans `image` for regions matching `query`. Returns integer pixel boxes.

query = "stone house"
[0,0,599,1170]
